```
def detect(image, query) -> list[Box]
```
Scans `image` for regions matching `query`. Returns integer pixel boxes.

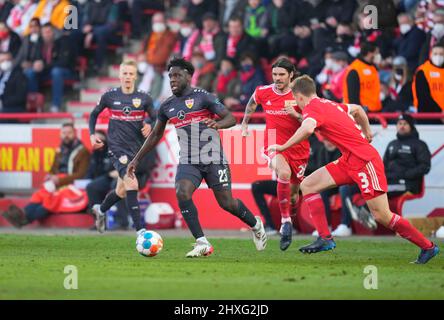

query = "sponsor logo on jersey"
[122,106,132,115]
[119,155,128,164]
[284,100,297,108]
[169,108,175,112]
[132,98,141,108]
[266,100,272,105]
[265,109,288,115]
[177,110,186,120]
[185,98,194,109]
[113,101,121,105]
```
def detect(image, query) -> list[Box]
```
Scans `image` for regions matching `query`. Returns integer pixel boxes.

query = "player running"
[89,60,155,234]
[268,75,439,264]
[127,57,267,257]
[241,58,310,251]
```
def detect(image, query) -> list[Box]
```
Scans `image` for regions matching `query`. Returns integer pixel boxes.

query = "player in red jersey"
[241,58,310,251]
[268,75,439,264]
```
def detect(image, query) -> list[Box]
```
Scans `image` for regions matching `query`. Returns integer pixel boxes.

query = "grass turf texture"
[0,234,443,299]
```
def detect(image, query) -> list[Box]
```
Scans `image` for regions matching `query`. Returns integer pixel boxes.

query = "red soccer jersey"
[302,97,379,161]
[254,84,310,160]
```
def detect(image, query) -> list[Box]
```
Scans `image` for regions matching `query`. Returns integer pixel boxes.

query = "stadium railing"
[0,113,75,122]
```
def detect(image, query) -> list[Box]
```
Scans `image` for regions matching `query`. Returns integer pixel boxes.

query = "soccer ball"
[136,230,163,257]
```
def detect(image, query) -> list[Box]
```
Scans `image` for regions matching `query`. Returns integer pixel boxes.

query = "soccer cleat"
[265,226,278,236]
[345,198,377,230]
[252,216,267,251]
[299,237,336,254]
[412,244,439,264]
[186,240,214,258]
[332,224,352,237]
[436,226,444,238]
[279,222,293,251]
[92,204,106,233]
[2,205,28,228]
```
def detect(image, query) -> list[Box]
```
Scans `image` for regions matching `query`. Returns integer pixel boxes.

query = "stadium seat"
[388,178,425,216]
[26,93,45,113]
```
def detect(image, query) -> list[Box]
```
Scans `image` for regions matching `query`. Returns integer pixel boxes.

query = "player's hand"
[141,123,151,138]
[284,105,302,120]
[90,134,104,150]
[267,144,284,155]
[127,159,138,179]
[203,118,219,130]
[241,123,249,137]
[364,131,373,143]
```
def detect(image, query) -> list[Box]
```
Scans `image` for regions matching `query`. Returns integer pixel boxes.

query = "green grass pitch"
[0,234,443,299]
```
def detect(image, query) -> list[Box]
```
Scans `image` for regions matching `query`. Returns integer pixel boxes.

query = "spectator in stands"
[291,23,314,69]
[0,51,27,113]
[137,12,176,104]
[15,18,42,72]
[419,9,444,64]
[0,0,13,23]
[190,51,216,92]
[0,21,21,56]
[25,23,77,112]
[183,0,218,30]
[174,18,197,59]
[318,51,349,102]
[413,41,444,114]
[343,42,382,112]
[394,12,426,72]
[7,0,38,36]
[2,123,90,228]
[218,0,247,28]
[131,0,165,39]
[238,51,265,108]
[213,56,241,109]
[30,0,69,33]
[216,16,257,67]
[78,0,120,73]
[382,56,414,113]
[334,22,355,53]
[195,12,225,63]
[244,0,268,39]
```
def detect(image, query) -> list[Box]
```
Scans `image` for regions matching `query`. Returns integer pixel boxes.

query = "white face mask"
[30,33,39,43]
[325,58,334,69]
[431,54,444,67]
[380,92,386,101]
[373,53,382,65]
[0,60,12,72]
[20,0,29,6]
[399,24,412,35]
[152,23,166,33]
[137,61,149,74]
[432,23,444,39]
[330,62,343,73]
[180,27,193,38]
[394,73,403,81]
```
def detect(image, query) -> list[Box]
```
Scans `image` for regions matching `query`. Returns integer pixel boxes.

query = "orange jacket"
[29,0,70,33]
[412,60,444,112]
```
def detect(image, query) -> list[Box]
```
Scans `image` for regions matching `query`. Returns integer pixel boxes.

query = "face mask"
[194,61,204,69]
[380,92,386,101]
[399,24,412,35]
[325,58,334,69]
[241,64,253,72]
[137,61,148,74]
[394,73,403,81]
[152,23,166,33]
[77,0,87,4]
[203,51,215,61]
[0,60,11,72]
[431,23,444,39]
[30,33,39,43]
[20,0,29,6]
[180,27,193,37]
[431,54,444,67]
[373,53,382,65]
[330,62,343,73]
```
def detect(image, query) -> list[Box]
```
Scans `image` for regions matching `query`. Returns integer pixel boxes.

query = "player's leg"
[122,173,144,232]
[207,163,267,250]
[366,192,438,264]
[270,154,292,224]
[298,165,344,254]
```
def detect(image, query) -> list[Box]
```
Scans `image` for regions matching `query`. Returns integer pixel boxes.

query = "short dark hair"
[360,42,378,57]
[29,18,41,27]
[62,122,75,129]
[167,57,195,76]
[272,58,299,81]
[433,40,444,50]
[42,22,53,29]
[292,75,316,96]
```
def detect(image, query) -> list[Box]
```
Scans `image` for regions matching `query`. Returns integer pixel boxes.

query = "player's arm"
[142,95,157,138]
[267,118,316,153]
[347,104,373,143]
[127,119,167,179]
[203,92,236,129]
[241,94,258,136]
[89,95,107,149]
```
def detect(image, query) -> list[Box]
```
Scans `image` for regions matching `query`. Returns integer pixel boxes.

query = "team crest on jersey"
[119,155,128,165]
[185,98,194,109]
[284,100,297,108]
[132,98,141,108]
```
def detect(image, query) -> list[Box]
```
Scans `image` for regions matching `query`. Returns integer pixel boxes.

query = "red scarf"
[226,35,241,58]
[216,70,237,94]
[240,68,255,83]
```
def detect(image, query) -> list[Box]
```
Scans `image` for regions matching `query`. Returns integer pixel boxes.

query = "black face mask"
[394,68,404,76]
[337,34,353,42]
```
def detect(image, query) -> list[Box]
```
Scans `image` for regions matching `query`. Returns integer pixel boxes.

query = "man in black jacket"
[0,51,27,114]
[383,113,431,197]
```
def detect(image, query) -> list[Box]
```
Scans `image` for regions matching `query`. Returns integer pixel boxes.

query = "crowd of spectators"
[0,0,443,118]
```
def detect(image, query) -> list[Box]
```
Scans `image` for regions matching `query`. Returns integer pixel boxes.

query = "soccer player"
[127,57,267,257]
[89,60,155,234]
[241,58,310,250]
[267,75,439,264]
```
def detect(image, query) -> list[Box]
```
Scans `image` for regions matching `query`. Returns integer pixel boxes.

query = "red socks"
[303,193,331,238]
[388,214,433,250]
[277,178,291,221]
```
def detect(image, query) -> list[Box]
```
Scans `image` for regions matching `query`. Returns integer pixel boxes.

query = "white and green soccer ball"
[136,230,164,257]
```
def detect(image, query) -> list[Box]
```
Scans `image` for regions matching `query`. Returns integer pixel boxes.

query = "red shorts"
[263,148,308,184]
[325,153,388,200]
